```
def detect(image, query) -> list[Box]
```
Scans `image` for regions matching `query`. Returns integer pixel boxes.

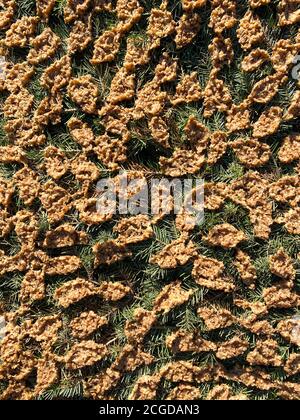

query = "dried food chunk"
[64,0,91,24]
[91,28,122,65]
[277,318,300,347]
[285,354,300,376]
[204,223,246,249]
[276,208,300,235]
[134,80,168,119]
[0,178,14,209]
[249,0,271,7]
[116,0,144,33]
[284,91,300,121]
[269,175,300,207]
[206,384,248,401]
[26,315,62,346]
[277,382,300,400]
[166,330,216,353]
[65,340,107,370]
[70,311,107,339]
[36,0,56,21]
[93,240,132,267]
[204,182,226,210]
[85,368,121,399]
[149,116,170,149]
[43,224,89,248]
[237,10,264,50]
[193,255,236,292]
[209,35,234,68]
[94,133,128,170]
[181,0,206,10]
[147,7,175,49]
[249,74,285,104]
[40,181,71,223]
[263,282,300,309]
[40,55,72,93]
[107,67,135,104]
[14,210,39,245]
[171,72,202,106]
[46,255,81,276]
[225,368,275,391]
[167,384,201,400]
[124,37,150,71]
[0,210,13,238]
[19,269,45,304]
[67,117,95,151]
[175,13,201,49]
[0,146,27,164]
[207,131,228,165]
[34,94,63,126]
[154,53,178,85]
[5,16,38,48]
[4,118,46,148]
[234,249,257,288]
[278,0,300,26]
[3,61,34,93]
[34,354,58,396]
[203,71,232,117]
[269,248,296,281]
[209,0,237,34]
[150,235,197,269]
[241,48,270,72]
[226,101,251,133]
[216,336,249,360]
[54,278,99,308]
[13,167,40,206]
[125,308,156,344]
[160,148,205,177]
[184,116,209,150]
[114,215,154,245]
[68,15,92,54]
[231,138,271,167]
[278,134,300,163]
[42,146,69,181]
[241,317,274,336]
[153,281,194,314]
[112,344,154,373]
[28,28,61,65]
[252,107,282,138]
[70,153,100,183]
[99,281,131,301]
[3,88,34,119]
[161,361,219,384]
[129,375,161,400]
[0,0,15,30]
[68,75,98,114]
[75,197,114,225]
[234,298,268,317]
[246,339,282,367]
[271,39,298,73]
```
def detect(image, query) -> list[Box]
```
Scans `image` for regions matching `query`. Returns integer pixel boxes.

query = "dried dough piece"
[0,0,15,30]
[234,249,257,288]
[252,107,282,138]
[269,248,296,281]
[216,336,249,360]
[13,167,40,206]
[91,28,121,65]
[172,72,202,106]
[70,311,107,339]
[3,61,34,93]
[64,0,91,24]
[278,0,300,26]
[68,75,98,114]
[0,146,27,164]
[167,384,201,400]
[20,270,45,303]
[94,133,128,170]
[276,208,300,235]
[134,80,167,119]
[147,7,175,49]
[226,101,251,133]
[237,10,264,50]
[277,318,300,347]
[231,138,271,167]
[36,0,56,21]
[205,223,246,249]
[277,382,300,400]
[160,148,205,177]
[203,71,232,117]
[41,55,72,93]
[67,117,95,151]
[181,0,206,10]
[5,16,38,48]
[3,88,34,119]
[0,210,13,238]
[249,0,271,7]
[278,134,300,163]
[154,53,178,85]
[13,210,39,245]
[43,146,69,180]
[175,13,201,49]
[99,281,131,301]
[124,37,150,71]
[65,341,107,370]
[166,330,216,353]
[93,240,132,267]
[149,117,170,149]
[114,215,154,245]
[112,344,153,373]
[0,177,14,209]
[150,235,197,269]
[207,384,248,401]
[40,181,71,223]
[263,282,300,309]
[4,118,46,148]
[161,361,219,384]
[204,182,226,210]
[271,39,297,73]
[246,339,282,367]
[241,49,270,72]
[34,354,58,396]
[284,91,300,121]
[26,315,62,346]
[209,0,237,34]
[207,131,228,165]
[209,35,234,69]
[249,74,285,104]
[34,94,63,126]
[116,0,144,33]
[43,224,89,248]
[68,16,92,54]
[107,67,135,104]
[46,255,81,276]
[193,255,235,292]
[84,368,121,399]
[153,281,194,314]
[285,354,300,376]
[75,197,114,225]
[125,308,156,344]
[54,278,99,308]
[28,28,61,65]
[269,175,300,207]
[225,368,275,391]
[70,153,100,183]
[129,375,161,400]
